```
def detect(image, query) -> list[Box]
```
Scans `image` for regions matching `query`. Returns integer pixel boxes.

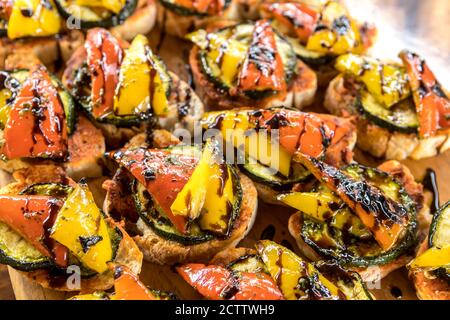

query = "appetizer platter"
[0,0,449,301]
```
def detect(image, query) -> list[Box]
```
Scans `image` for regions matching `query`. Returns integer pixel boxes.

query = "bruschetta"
[0,62,105,180]
[103,130,258,265]
[409,201,450,300]
[259,0,377,86]
[286,156,430,282]
[186,20,318,110]
[325,51,450,160]
[201,108,356,204]
[0,165,143,292]
[177,240,373,300]
[63,28,204,146]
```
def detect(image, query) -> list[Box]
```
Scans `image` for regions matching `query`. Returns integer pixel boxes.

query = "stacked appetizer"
[63,28,204,145]
[325,51,450,160]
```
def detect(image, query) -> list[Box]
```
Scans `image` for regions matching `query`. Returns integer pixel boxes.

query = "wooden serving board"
[1,0,450,300]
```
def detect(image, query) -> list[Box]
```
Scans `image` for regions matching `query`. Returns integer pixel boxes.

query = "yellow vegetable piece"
[202,111,292,177]
[335,54,410,107]
[278,192,341,221]
[51,182,113,274]
[306,1,361,55]
[147,49,171,116]
[199,164,236,236]
[7,0,61,39]
[114,35,152,116]
[256,240,344,300]
[0,89,12,128]
[186,30,247,87]
[76,0,125,14]
[170,139,217,220]
[70,292,108,300]
[410,246,450,269]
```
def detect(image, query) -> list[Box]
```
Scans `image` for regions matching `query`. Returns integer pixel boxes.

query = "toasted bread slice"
[190,46,317,110]
[325,75,450,160]
[0,165,143,292]
[288,161,431,282]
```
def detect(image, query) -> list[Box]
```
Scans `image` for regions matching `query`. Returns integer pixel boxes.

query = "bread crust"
[324,75,450,160]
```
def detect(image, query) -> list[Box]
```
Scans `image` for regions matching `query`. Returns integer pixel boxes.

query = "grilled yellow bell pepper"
[147,48,171,116]
[7,0,61,39]
[51,182,113,274]
[186,30,247,87]
[410,246,450,269]
[0,89,12,128]
[278,191,370,238]
[114,35,152,116]
[76,0,126,14]
[199,164,236,236]
[256,240,344,300]
[335,54,411,108]
[306,1,362,55]
[202,111,292,177]
[171,140,217,220]
[114,35,170,117]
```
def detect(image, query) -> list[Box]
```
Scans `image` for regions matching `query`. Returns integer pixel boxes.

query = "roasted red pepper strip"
[261,2,318,43]
[296,153,408,251]
[108,148,198,233]
[400,50,450,138]
[177,264,284,300]
[2,67,68,160]
[249,110,346,160]
[238,20,286,93]
[0,195,67,267]
[85,28,123,119]
[113,265,156,300]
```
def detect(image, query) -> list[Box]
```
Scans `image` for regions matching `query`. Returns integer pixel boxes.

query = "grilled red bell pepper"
[2,66,68,160]
[261,2,318,43]
[113,265,156,300]
[400,50,450,138]
[85,28,123,119]
[238,20,286,94]
[177,263,284,300]
[109,148,198,234]
[0,195,67,267]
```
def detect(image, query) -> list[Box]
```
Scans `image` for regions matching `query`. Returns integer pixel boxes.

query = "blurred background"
[345,0,450,84]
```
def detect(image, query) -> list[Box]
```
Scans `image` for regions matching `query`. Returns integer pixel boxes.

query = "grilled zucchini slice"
[357,90,419,134]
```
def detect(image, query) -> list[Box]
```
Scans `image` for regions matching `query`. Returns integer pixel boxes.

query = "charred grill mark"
[221,272,240,299]
[79,235,103,253]
[312,158,407,225]
[264,113,290,129]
